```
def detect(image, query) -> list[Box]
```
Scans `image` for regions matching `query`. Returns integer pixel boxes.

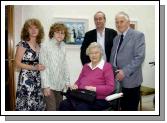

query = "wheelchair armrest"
[105,93,123,101]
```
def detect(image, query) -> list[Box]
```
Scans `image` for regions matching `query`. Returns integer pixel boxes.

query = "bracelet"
[32,65,36,70]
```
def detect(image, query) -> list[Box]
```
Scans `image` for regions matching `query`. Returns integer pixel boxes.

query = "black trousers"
[121,85,141,111]
[59,98,110,111]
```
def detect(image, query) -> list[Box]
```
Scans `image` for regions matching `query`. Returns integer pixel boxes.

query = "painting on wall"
[130,20,137,29]
[53,18,88,45]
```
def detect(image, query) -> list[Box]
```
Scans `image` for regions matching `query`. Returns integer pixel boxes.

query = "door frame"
[6,5,15,111]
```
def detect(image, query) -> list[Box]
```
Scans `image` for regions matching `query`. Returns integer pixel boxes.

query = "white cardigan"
[39,39,70,91]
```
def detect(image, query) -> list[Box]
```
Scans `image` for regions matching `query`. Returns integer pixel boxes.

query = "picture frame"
[130,20,137,29]
[52,18,88,45]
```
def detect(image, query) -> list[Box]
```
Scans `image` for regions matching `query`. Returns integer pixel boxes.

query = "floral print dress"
[16,41,45,111]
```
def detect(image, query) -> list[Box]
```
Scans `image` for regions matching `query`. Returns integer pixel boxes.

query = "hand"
[70,84,78,90]
[115,69,125,81]
[65,83,71,89]
[43,88,51,96]
[85,86,96,92]
[35,64,45,71]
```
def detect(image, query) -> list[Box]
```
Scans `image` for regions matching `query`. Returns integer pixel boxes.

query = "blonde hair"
[21,18,44,44]
[86,42,103,56]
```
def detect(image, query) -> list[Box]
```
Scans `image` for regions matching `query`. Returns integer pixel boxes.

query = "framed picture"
[130,20,137,29]
[52,18,88,45]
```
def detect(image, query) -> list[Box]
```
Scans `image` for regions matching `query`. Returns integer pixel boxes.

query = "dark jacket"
[80,28,117,65]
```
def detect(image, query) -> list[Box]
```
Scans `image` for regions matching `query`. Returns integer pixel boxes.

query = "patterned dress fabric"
[15,41,45,111]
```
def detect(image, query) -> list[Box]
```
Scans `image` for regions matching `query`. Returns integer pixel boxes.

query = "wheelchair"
[104,80,123,111]
[61,80,123,111]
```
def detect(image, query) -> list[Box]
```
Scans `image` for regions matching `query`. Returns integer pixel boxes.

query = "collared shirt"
[97,29,106,61]
[88,58,105,70]
[122,27,129,37]
[118,27,130,38]
[39,39,70,91]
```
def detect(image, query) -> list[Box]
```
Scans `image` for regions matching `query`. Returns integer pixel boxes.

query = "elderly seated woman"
[59,42,115,111]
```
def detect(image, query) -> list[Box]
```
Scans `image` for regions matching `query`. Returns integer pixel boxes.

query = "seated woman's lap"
[59,98,110,111]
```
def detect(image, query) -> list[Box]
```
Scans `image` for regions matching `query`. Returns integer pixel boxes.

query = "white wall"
[14,5,155,88]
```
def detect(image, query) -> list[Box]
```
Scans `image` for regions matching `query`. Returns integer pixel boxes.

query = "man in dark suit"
[110,11,145,111]
[80,11,117,65]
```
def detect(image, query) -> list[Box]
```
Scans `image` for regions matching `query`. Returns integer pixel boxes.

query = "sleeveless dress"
[16,41,45,111]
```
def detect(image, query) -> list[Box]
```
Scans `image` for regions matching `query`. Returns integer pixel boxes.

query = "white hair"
[115,11,130,21]
[86,42,103,56]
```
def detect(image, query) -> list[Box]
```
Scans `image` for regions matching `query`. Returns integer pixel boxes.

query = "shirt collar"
[88,58,105,70]
[118,27,130,37]
[123,27,129,36]
[50,38,63,46]
[97,28,105,36]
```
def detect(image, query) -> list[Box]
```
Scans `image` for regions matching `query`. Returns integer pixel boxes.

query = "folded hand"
[43,87,51,96]
[70,84,78,90]
[115,69,125,81]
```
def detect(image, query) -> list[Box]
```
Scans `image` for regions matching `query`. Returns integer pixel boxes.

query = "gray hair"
[115,11,130,21]
[86,42,103,56]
